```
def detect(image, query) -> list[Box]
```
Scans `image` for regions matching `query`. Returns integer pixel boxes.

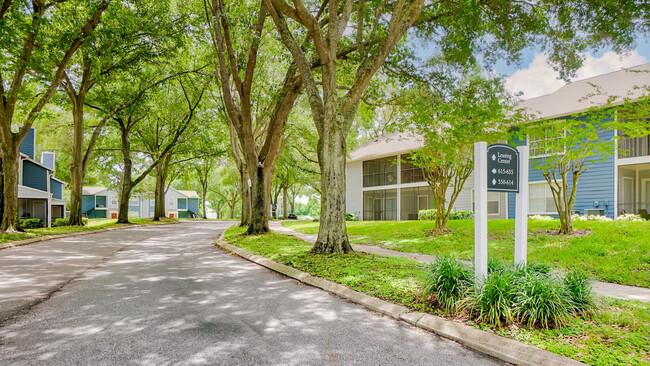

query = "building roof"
[82,186,108,195]
[519,63,650,120]
[178,190,200,199]
[347,132,423,163]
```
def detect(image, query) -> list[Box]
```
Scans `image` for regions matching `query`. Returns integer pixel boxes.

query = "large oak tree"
[0,0,109,232]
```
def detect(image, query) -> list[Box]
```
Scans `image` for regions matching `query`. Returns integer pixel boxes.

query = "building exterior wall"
[82,195,96,213]
[507,122,617,219]
[22,160,48,191]
[87,208,108,219]
[178,198,187,210]
[20,128,35,159]
[188,198,199,214]
[50,178,63,199]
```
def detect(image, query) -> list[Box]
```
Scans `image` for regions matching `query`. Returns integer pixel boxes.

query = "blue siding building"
[81,186,200,219]
[16,128,67,227]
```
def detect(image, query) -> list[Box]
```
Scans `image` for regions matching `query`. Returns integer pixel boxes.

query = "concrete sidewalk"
[270,221,650,303]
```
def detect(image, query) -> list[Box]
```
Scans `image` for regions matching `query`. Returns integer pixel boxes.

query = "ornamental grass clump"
[515,273,575,329]
[422,256,473,312]
[564,268,595,315]
[462,269,517,327]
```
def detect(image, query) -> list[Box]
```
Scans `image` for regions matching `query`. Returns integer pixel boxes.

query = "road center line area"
[0,221,501,365]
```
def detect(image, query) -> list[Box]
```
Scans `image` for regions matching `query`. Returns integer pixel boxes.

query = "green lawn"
[283,219,650,288]
[223,226,650,366]
[0,217,177,244]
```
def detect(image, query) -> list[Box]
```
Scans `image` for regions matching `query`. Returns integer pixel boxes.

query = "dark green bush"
[423,256,473,312]
[448,210,474,220]
[345,213,358,221]
[564,268,594,314]
[53,217,88,227]
[515,273,574,329]
[19,218,43,229]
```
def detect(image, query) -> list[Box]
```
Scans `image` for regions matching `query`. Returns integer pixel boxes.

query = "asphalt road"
[0,221,501,365]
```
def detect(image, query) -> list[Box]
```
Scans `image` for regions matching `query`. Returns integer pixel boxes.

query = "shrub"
[418,209,438,221]
[515,273,574,329]
[345,213,358,221]
[529,215,554,221]
[422,256,473,312]
[448,210,474,220]
[53,217,88,227]
[564,268,594,314]
[615,213,645,222]
[571,213,613,222]
[418,209,473,221]
[19,218,43,229]
[462,269,517,327]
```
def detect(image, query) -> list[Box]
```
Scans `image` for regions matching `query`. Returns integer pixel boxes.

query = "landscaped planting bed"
[282,219,650,288]
[223,226,650,366]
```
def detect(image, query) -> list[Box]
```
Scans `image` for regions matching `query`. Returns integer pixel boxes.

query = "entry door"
[373,198,382,220]
[622,177,633,214]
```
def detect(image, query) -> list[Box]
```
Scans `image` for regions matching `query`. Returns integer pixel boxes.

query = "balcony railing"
[619,135,650,159]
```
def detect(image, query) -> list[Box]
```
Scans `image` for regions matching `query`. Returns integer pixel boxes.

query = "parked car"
[287,213,297,219]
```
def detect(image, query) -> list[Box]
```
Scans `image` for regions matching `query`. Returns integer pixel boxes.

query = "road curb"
[0,221,180,251]
[214,235,585,366]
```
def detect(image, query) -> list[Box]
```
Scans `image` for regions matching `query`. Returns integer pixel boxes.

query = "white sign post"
[514,146,529,266]
[474,142,488,281]
[475,142,528,281]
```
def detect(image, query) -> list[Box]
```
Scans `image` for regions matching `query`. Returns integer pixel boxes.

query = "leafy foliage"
[422,256,473,312]
[418,209,473,221]
[19,218,43,229]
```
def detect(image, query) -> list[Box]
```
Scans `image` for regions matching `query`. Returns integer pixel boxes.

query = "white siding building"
[345,132,507,221]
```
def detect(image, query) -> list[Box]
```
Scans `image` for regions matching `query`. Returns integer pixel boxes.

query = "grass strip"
[283,219,650,288]
[0,217,177,244]
[224,226,650,366]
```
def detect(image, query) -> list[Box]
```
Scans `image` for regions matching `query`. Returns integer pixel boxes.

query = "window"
[400,153,425,184]
[363,189,397,220]
[363,156,398,187]
[529,182,557,214]
[168,198,176,208]
[472,191,501,215]
[400,186,434,220]
[129,197,139,206]
[529,128,565,157]
[110,197,118,208]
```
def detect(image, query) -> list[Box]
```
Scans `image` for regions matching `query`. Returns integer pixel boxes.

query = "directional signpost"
[474,142,529,282]
[487,144,519,193]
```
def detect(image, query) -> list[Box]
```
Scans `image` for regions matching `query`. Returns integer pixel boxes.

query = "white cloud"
[505,50,647,99]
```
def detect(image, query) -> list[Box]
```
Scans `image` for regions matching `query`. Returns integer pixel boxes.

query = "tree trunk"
[202,178,208,219]
[68,103,85,225]
[153,163,166,221]
[247,163,269,235]
[240,165,251,226]
[282,185,288,219]
[117,131,132,224]
[312,127,352,254]
[0,145,21,232]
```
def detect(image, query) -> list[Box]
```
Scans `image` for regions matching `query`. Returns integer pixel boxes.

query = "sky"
[498,37,650,99]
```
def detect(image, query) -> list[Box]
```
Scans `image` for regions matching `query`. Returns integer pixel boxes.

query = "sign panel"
[487,144,519,193]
